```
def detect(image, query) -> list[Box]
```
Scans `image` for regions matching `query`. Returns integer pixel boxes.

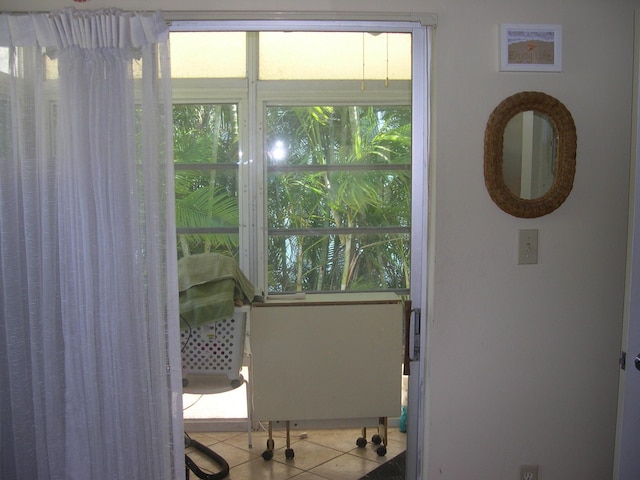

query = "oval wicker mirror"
[484,91,577,218]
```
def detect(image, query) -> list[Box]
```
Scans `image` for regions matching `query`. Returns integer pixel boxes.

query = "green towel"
[178,253,255,329]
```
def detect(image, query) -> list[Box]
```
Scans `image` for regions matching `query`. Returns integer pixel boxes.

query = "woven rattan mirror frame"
[484,91,577,218]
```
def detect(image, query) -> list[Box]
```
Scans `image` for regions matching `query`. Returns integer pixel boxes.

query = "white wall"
[4,0,635,478]
[426,1,633,478]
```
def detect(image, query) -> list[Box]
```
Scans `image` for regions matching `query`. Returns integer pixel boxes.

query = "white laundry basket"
[181,306,249,394]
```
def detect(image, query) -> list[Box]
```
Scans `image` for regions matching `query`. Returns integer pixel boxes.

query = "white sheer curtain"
[0,8,184,480]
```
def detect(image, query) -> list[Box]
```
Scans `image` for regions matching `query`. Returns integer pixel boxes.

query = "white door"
[614,10,640,479]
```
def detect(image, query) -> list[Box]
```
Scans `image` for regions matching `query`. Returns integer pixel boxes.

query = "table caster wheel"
[371,434,382,445]
[285,448,295,459]
[262,449,274,461]
[376,445,387,456]
[356,437,367,448]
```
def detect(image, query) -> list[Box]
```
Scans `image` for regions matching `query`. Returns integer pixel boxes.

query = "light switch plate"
[518,229,538,265]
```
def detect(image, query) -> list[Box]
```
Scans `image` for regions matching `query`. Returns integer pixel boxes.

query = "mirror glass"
[502,111,557,200]
[484,91,576,218]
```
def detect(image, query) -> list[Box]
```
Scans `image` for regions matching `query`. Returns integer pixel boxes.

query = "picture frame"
[500,24,562,72]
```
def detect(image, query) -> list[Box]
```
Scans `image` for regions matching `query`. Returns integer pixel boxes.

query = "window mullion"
[245,31,265,294]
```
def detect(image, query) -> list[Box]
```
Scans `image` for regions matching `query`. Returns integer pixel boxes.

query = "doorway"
[170,16,433,479]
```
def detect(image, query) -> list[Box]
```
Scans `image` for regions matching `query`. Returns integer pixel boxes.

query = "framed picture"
[500,24,562,72]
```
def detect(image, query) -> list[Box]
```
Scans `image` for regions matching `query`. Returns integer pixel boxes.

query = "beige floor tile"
[308,453,380,480]
[302,429,363,452]
[186,431,240,446]
[271,441,343,471]
[290,472,334,480]
[349,427,406,457]
[197,441,262,468]
[224,428,282,452]
[187,427,404,480]
[385,428,408,447]
[226,456,304,480]
[348,441,404,466]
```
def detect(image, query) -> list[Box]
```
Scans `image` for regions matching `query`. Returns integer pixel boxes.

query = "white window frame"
[256,87,412,296]
[170,23,421,297]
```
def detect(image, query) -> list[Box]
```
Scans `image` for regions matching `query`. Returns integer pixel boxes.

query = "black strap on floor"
[184,435,230,480]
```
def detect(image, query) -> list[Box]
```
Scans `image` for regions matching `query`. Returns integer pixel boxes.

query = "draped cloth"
[178,253,255,329]
[0,8,183,480]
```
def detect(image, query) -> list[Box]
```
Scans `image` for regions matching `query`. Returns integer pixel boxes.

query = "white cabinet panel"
[250,295,403,422]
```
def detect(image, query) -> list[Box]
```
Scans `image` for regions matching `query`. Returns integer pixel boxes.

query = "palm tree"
[265,104,411,293]
[174,104,240,258]
[172,102,411,291]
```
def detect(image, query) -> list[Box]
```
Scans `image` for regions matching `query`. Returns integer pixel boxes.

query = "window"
[265,105,411,293]
[174,103,241,258]
[171,28,414,295]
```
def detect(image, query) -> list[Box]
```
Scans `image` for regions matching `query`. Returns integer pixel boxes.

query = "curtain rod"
[163,10,437,27]
[0,10,438,28]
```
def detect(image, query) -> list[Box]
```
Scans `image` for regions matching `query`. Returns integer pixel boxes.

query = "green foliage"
[173,102,412,290]
[266,105,411,293]
[173,104,240,258]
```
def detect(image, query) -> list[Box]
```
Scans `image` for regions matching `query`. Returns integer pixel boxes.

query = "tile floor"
[184,426,406,480]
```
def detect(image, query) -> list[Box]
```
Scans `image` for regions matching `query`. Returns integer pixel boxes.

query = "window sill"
[254,291,403,307]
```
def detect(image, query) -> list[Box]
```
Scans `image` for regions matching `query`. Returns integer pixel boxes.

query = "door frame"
[168,12,436,479]
[407,24,432,480]
[613,9,640,479]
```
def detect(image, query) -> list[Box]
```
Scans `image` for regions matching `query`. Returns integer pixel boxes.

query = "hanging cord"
[362,32,366,92]
[180,314,192,353]
[184,433,230,480]
[180,314,206,410]
[385,32,389,88]
[362,32,390,90]
[183,394,205,411]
